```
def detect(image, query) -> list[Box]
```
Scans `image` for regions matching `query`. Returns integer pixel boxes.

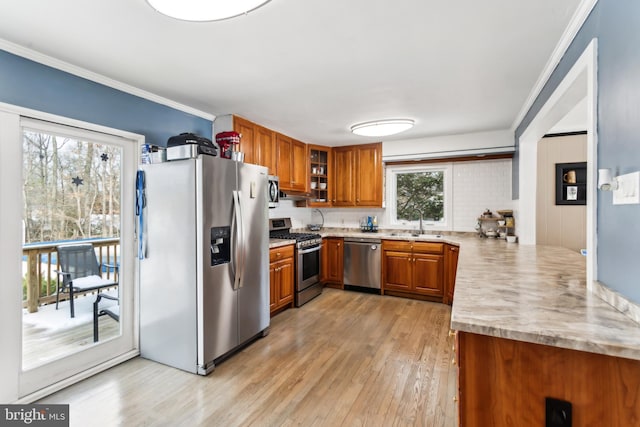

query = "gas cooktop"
[269,218,322,248]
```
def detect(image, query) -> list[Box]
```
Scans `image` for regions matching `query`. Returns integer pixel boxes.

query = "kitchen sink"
[388,232,443,239]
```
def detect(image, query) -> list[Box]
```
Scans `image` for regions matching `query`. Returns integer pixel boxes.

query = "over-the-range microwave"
[268,175,279,208]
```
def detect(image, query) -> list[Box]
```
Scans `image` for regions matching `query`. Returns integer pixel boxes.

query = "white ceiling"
[0,0,582,146]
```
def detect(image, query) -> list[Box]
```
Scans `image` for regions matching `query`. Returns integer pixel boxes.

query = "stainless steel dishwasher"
[343,237,381,290]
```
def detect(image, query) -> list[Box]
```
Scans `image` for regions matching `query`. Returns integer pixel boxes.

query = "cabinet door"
[291,139,308,192]
[256,125,276,175]
[332,147,356,206]
[444,245,459,305]
[233,116,257,165]
[355,143,382,206]
[308,145,332,207]
[276,133,293,190]
[320,239,328,283]
[326,238,344,284]
[383,250,413,291]
[278,258,294,306]
[413,253,444,297]
[269,261,278,313]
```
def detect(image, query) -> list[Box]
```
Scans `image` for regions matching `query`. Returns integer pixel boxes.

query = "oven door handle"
[298,245,321,255]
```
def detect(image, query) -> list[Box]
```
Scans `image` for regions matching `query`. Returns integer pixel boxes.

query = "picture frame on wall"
[555,162,587,205]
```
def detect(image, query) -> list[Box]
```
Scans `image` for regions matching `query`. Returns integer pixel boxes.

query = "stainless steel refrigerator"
[139,154,269,375]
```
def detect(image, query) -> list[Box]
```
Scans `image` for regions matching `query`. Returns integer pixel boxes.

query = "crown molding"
[511,0,598,133]
[0,38,215,121]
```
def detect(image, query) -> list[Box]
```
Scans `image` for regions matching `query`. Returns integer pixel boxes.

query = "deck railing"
[22,238,120,313]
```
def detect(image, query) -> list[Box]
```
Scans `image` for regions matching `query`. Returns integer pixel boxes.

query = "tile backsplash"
[452,158,514,232]
[270,158,515,233]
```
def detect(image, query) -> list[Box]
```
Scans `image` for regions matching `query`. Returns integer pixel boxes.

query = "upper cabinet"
[333,142,382,207]
[233,116,258,165]
[255,124,276,176]
[276,134,307,192]
[215,116,384,208]
[308,145,331,207]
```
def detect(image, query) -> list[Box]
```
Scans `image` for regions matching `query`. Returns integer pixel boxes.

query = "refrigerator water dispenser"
[210,226,231,266]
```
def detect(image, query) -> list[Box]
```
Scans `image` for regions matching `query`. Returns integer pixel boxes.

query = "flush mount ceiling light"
[350,119,415,137]
[146,0,271,22]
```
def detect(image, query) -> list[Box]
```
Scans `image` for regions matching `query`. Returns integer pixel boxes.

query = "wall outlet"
[545,397,572,427]
[613,171,640,205]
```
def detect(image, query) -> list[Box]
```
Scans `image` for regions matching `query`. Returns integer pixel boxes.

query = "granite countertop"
[269,238,296,249]
[449,236,640,361]
[317,228,461,246]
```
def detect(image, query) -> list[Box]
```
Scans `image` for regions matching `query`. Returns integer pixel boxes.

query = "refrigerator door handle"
[232,190,243,290]
[236,190,245,288]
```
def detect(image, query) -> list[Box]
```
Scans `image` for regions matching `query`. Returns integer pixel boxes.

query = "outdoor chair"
[55,244,119,318]
[93,293,119,342]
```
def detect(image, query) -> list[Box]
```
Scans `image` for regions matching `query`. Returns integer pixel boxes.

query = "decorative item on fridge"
[215,131,241,159]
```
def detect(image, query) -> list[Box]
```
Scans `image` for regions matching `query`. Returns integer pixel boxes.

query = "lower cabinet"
[322,237,344,288]
[269,245,294,315]
[382,240,444,300]
[456,331,640,426]
[444,244,460,304]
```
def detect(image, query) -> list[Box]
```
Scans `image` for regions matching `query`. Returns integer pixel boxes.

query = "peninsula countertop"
[448,235,640,361]
[313,229,640,361]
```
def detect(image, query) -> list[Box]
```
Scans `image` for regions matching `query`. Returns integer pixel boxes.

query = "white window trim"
[385,163,453,231]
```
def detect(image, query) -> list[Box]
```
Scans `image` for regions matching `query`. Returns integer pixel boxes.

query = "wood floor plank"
[40,289,456,426]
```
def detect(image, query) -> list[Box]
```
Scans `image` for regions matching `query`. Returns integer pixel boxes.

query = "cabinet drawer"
[382,240,413,252]
[413,242,444,254]
[269,245,294,262]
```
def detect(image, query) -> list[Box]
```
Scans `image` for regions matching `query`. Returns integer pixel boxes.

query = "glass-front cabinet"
[308,145,331,207]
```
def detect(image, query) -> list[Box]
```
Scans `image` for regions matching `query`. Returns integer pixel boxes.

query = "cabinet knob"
[356,199,360,202]
[448,330,456,337]
[276,252,281,257]
[337,243,341,247]
[453,396,458,402]
[451,358,456,365]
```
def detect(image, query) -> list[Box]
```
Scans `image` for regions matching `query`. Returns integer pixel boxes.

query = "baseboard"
[592,281,640,325]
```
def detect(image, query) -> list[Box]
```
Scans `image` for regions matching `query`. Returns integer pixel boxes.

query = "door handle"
[232,190,243,290]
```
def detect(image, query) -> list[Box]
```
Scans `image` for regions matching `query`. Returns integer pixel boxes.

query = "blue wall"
[514,0,640,303]
[0,49,212,145]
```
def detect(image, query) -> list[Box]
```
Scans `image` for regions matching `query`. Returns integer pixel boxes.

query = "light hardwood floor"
[40,288,457,426]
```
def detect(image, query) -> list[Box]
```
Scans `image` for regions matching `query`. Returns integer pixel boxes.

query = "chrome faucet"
[415,209,424,235]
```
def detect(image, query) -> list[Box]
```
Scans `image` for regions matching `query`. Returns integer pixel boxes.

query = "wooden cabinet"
[444,244,459,305]
[382,240,444,300]
[269,245,295,315]
[355,143,383,206]
[332,142,382,207]
[255,124,276,175]
[332,146,356,207]
[276,134,307,192]
[322,237,344,288]
[308,145,331,207]
[457,331,640,426]
[229,116,276,174]
[233,116,257,165]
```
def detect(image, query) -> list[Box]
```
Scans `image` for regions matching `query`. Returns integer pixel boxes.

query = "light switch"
[613,171,640,205]
[250,181,256,198]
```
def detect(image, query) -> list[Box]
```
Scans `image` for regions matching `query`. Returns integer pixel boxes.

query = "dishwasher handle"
[344,238,381,245]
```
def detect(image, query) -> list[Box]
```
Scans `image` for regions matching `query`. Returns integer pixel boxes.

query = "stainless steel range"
[269,218,322,307]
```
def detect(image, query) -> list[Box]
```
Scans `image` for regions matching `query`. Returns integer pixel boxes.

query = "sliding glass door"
[17,117,138,398]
